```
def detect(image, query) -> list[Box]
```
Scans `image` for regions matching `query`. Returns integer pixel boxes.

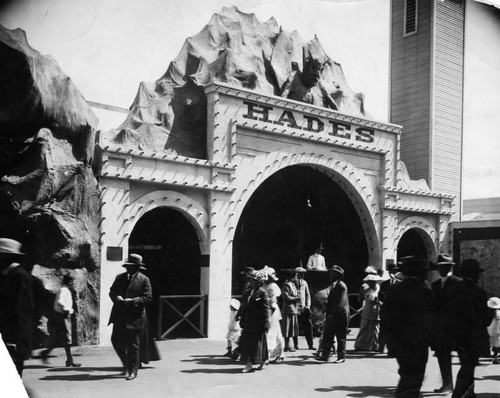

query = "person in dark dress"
[238,269,270,373]
[445,259,490,398]
[430,253,461,393]
[381,256,434,398]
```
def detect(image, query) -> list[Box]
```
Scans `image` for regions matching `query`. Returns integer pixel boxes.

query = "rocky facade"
[0,25,100,344]
[102,6,369,158]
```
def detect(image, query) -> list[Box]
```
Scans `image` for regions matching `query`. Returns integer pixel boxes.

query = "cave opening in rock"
[232,165,369,295]
[129,207,202,338]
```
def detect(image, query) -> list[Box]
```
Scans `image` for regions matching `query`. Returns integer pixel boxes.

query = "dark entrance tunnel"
[129,207,202,338]
[397,228,429,263]
[232,165,369,294]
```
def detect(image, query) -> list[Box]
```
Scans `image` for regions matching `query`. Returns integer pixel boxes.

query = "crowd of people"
[1,235,500,397]
[225,253,500,398]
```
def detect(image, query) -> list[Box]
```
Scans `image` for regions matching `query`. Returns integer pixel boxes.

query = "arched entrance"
[397,228,432,263]
[129,207,202,338]
[232,165,369,294]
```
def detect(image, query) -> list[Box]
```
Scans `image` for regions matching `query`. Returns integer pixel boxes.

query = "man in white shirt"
[41,275,81,367]
[306,245,326,271]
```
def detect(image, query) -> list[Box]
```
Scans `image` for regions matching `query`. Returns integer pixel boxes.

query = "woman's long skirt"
[267,308,284,361]
[354,318,380,351]
[282,314,299,338]
[239,330,268,364]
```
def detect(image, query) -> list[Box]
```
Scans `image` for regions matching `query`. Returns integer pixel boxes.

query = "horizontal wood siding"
[391,0,432,182]
[433,0,464,216]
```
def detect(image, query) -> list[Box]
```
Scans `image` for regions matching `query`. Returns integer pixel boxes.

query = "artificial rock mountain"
[0,25,100,344]
[102,6,369,158]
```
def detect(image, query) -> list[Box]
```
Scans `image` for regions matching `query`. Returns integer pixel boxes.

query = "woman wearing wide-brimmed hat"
[261,266,285,363]
[238,270,270,373]
[354,273,383,352]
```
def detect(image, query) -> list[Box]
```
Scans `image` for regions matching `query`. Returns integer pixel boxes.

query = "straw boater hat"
[364,265,378,275]
[363,274,383,283]
[0,238,25,256]
[123,253,144,267]
[248,269,268,284]
[295,266,307,274]
[230,298,241,311]
[487,297,500,310]
[263,265,279,281]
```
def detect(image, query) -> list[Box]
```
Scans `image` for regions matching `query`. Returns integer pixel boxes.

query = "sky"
[0,0,498,200]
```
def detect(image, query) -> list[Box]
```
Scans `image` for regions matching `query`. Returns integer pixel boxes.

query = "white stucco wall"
[463,1,500,200]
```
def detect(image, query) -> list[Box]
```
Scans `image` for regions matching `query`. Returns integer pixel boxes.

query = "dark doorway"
[232,165,369,294]
[397,228,429,262]
[129,207,202,338]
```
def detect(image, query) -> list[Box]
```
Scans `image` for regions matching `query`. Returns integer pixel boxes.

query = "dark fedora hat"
[241,266,255,275]
[327,265,344,277]
[0,238,25,256]
[461,258,484,274]
[435,253,455,266]
[123,253,144,267]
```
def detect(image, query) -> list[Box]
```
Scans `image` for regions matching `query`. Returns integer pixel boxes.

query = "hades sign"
[242,101,375,143]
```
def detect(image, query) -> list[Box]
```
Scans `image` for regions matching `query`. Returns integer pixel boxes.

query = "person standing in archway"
[295,266,314,350]
[108,254,152,380]
[306,245,326,271]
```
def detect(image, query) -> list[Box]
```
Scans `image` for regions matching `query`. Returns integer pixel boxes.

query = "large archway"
[129,207,202,338]
[232,165,369,294]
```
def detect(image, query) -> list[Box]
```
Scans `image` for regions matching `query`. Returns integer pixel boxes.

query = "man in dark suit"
[378,262,402,354]
[445,259,490,398]
[430,253,461,393]
[316,265,349,363]
[109,254,152,380]
[0,238,34,377]
[380,256,434,398]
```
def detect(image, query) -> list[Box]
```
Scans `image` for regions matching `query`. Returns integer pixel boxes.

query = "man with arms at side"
[381,256,434,398]
[316,265,349,363]
[430,254,461,393]
[446,259,490,398]
[109,254,152,380]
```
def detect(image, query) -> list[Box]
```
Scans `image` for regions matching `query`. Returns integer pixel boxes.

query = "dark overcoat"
[444,278,490,353]
[239,287,270,333]
[380,276,434,355]
[431,275,462,351]
[324,280,349,323]
[108,271,152,329]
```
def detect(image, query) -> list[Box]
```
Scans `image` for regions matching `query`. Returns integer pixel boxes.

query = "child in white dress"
[487,297,500,364]
[224,299,242,359]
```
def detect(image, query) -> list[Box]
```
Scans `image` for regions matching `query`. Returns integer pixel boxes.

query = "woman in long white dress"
[262,266,285,363]
[354,274,383,351]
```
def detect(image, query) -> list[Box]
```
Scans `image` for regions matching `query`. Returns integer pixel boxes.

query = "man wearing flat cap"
[380,256,433,398]
[0,238,34,377]
[430,254,461,393]
[317,265,349,363]
[109,254,152,380]
[444,259,490,398]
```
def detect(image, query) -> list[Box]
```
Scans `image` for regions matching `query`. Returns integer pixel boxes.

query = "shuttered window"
[404,0,418,36]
